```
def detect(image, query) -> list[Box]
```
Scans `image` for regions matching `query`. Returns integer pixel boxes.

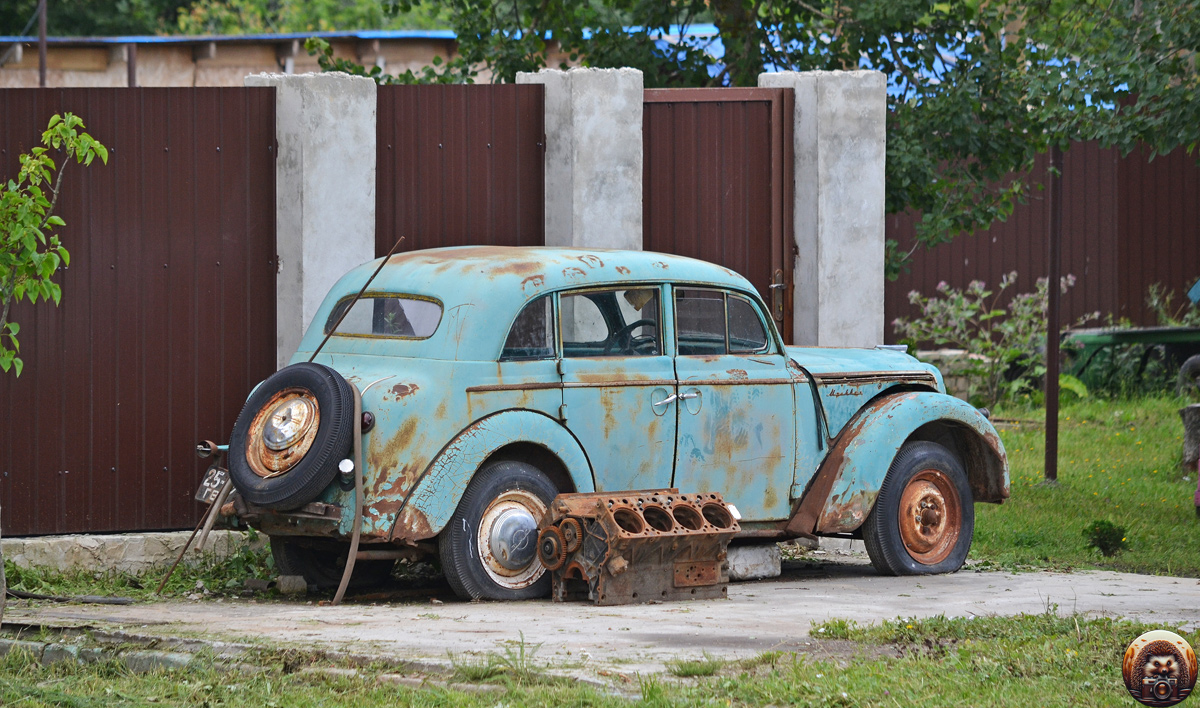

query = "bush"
[892,272,1096,408]
[1082,520,1128,557]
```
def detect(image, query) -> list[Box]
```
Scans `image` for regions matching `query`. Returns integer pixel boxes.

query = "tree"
[176,0,446,35]
[379,0,1198,276]
[0,114,107,624]
[1,0,191,37]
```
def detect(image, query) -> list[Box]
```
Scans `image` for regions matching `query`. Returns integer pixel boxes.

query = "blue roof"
[0,29,457,45]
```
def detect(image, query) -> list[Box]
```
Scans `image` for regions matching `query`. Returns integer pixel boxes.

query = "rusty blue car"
[218,247,1009,600]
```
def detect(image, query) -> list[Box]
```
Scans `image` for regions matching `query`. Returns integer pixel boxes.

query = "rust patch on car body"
[615,266,630,274]
[726,369,749,380]
[391,502,435,541]
[390,383,419,399]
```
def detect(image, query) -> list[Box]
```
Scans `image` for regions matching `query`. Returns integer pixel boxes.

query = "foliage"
[177,0,446,35]
[0,113,108,378]
[892,272,1094,408]
[1146,282,1200,328]
[1,0,445,36]
[1082,519,1128,557]
[975,395,1200,577]
[0,0,191,37]
[1022,0,1200,161]
[304,37,471,85]
[2,530,272,601]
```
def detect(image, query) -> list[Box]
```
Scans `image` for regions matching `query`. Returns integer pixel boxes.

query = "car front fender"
[788,392,1009,536]
[387,409,594,541]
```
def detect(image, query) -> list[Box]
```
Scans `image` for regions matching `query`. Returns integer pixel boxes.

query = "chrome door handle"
[678,392,699,400]
[653,394,679,407]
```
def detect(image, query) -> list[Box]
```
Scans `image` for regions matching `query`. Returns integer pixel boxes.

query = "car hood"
[785,346,946,437]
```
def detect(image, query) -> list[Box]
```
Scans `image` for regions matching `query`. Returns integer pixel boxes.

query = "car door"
[558,286,677,492]
[671,287,797,520]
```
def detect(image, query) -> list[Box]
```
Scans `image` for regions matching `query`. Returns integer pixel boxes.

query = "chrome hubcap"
[477,490,548,590]
[263,397,316,450]
[488,507,539,570]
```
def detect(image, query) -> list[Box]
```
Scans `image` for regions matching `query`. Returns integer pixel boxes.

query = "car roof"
[359,246,754,298]
[298,246,762,361]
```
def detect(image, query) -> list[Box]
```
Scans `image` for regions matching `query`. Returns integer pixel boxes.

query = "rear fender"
[388,409,594,541]
[789,392,1008,536]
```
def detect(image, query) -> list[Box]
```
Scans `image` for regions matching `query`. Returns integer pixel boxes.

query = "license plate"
[195,466,230,504]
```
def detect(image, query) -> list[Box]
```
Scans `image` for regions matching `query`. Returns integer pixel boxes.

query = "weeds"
[3,530,273,603]
[450,632,549,686]
[665,653,724,677]
[1083,519,1129,556]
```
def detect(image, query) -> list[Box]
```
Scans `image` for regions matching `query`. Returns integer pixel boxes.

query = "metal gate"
[376,84,546,255]
[0,88,277,536]
[643,88,795,342]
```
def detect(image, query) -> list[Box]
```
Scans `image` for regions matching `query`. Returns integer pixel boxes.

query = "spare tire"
[228,362,354,510]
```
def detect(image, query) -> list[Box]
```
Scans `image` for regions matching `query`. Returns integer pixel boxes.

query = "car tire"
[863,441,974,576]
[270,537,395,591]
[1178,355,1200,395]
[228,362,354,511]
[438,460,557,601]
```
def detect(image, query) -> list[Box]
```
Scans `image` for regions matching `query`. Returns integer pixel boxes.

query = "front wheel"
[863,441,974,575]
[439,460,558,600]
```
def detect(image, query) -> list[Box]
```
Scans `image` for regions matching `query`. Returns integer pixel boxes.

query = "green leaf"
[46,215,65,227]
[12,356,22,377]
[1058,374,1089,399]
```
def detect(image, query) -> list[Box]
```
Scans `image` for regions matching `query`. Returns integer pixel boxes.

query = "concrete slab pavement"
[8,559,1199,677]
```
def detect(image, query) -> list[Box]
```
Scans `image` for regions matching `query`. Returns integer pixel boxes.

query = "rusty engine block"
[535,489,740,606]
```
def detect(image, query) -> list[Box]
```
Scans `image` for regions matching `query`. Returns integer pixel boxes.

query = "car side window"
[727,294,769,353]
[326,295,442,339]
[676,288,771,355]
[501,295,555,360]
[676,288,727,355]
[561,288,661,357]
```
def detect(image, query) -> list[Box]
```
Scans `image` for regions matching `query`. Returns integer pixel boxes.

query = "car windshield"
[325,295,443,339]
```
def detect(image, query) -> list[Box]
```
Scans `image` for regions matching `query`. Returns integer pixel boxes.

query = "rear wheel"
[270,537,395,591]
[863,441,974,575]
[438,460,558,600]
[1178,354,1200,395]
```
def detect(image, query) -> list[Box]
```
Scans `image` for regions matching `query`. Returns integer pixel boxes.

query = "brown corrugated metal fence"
[376,84,545,255]
[643,88,795,342]
[885,142,1200,339]
[0,88,277,536]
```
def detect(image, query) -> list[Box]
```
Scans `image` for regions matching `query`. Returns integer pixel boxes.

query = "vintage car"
[218,247,1009,600]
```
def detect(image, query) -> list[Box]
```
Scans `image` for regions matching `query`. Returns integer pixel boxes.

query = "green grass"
[1,612,1176,707]
[973,394,1200,576]
[664,653,725,677]
[4,529,276,603]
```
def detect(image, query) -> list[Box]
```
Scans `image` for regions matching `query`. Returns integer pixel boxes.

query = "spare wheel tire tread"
[228,362,354,510]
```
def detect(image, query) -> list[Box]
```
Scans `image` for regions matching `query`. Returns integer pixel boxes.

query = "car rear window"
[325,295,442,339]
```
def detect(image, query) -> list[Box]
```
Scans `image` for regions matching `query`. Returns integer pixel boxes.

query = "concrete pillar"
[244,72,377,369]
[759,70,887,348]
[516,67,643,250]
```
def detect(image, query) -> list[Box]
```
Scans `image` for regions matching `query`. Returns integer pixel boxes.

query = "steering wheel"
[603,319,657,355]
